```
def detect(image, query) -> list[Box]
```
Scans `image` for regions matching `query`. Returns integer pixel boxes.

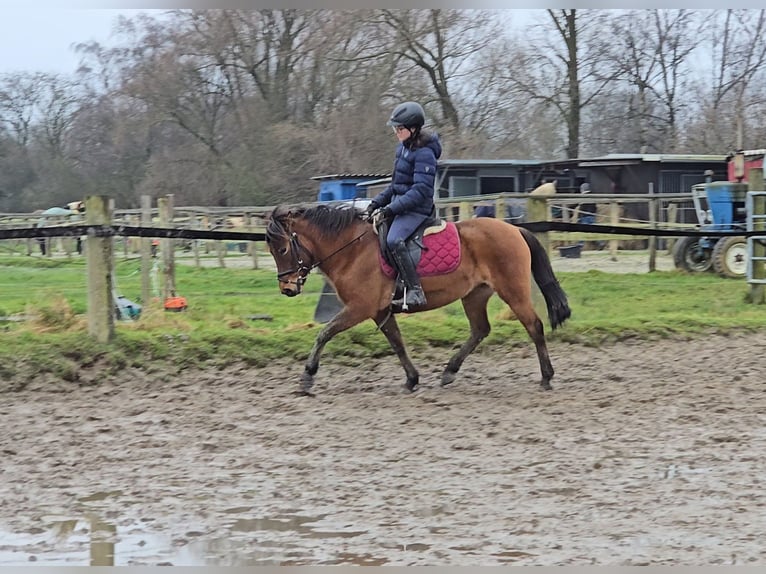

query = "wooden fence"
[0,189,699,258]
[1,190,760,343]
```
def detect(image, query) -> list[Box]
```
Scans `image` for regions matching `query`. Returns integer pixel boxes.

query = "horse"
[265,203,571,395]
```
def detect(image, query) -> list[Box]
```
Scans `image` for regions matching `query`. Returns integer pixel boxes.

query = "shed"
[535,153,729,225]
[434,159,543,199]
[312,173,390,202]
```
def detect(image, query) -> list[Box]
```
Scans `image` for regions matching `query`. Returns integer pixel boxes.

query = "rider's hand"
[373,206,392,227]
[365,201,380,222]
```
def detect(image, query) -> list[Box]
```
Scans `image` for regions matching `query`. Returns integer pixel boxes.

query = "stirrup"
[396,286,427,311]
[401,286,411,312]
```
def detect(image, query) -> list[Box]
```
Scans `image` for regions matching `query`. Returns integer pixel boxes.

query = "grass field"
[1,252,764,381]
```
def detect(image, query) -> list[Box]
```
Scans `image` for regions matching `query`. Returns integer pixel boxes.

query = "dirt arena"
[1,327,765,565]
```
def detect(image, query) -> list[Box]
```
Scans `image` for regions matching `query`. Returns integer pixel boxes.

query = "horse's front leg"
[375,311,420,392]
[300,307,365,396]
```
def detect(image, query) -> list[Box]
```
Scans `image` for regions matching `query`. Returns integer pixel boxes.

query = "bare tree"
[501,9,622,158]
[374,10,498,131]
[604,9,700,152]
[0,72,43,148]
[710,9,766,149]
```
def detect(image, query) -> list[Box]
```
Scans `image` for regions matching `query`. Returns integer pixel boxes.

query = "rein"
[277,226,369,287]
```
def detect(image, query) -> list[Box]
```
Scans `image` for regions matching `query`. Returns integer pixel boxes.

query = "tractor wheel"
[672,236,712,273]
[712,236,747,278]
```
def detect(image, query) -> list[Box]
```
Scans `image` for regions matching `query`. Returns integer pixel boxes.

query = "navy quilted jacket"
[373,132,442,217]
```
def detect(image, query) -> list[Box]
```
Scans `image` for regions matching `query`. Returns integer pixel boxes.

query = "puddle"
[319,552,389,566]
[0,518,167,566]
[0,508,373,565]
[662,465,712,479]
[493,549,536,562]
[229,515,365,539]
[78,491,124,503]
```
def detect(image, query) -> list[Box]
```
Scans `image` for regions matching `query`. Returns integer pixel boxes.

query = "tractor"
[672,149,765,278]
[672,180,748,278]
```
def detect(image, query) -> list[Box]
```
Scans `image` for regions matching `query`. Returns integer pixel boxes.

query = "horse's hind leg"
[441,285,493,387]
[496,288,555,390]
[375,311,420,392]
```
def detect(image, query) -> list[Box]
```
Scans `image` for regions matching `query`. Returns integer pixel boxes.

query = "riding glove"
[372,206,394,227]
[365,201,380,222]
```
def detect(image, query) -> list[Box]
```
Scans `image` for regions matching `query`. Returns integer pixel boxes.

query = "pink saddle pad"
[379,221,461,279]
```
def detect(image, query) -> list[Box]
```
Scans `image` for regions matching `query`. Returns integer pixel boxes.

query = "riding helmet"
[387,101,425,129]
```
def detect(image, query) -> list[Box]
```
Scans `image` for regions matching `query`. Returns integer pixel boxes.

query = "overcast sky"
[0,7,536,76]
[0,9,163,75]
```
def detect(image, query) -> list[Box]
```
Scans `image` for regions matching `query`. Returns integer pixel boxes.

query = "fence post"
[202,214,211,255]
[85,195,114,343]
[495,197,505,220]
[246,212,260,270]
[158,195,176,301]
[666,203,678,253]
[459,201,472,221]
[526,196,550,255]
[193,216,201,268]
[525,195,550,321]
[748,168,765,304]
[140,195,152,307]
[648,182,657,272]
[216,217,226,268]
[122,213,129,259]
[609,202,620,260]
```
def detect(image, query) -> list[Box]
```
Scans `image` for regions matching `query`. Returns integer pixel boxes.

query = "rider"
[366,101,442,308]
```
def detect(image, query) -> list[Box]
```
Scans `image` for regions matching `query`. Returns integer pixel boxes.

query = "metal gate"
[746,191,766,284]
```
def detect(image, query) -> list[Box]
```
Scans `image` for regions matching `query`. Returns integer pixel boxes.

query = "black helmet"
[387,101,425,129]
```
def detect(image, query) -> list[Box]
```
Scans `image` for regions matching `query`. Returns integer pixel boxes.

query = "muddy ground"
[2,249,765,565]
[1,329,765,566]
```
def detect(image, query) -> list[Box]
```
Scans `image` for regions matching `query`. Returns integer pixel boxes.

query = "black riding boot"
[390,241,427,310]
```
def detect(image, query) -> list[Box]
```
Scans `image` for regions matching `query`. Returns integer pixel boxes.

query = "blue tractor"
[672,181,748,278]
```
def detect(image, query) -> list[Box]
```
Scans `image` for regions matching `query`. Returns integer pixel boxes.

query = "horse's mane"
[267,203,364,242]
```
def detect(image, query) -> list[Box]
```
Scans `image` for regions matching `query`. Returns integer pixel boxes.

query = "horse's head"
[266,203,368,296]
[266,206,313,297]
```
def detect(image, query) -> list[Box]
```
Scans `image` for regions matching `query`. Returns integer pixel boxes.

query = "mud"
[1,331,765,565]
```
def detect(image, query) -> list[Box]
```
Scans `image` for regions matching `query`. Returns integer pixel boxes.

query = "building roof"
[355,177,391,187]
[438,159,542,168]
[310,173,391,181]
[578,153,727,167]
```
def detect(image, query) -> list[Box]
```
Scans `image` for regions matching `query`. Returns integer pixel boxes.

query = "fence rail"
[2,190,764,342]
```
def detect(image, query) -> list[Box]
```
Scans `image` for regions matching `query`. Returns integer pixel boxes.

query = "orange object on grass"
[164,296,188,312]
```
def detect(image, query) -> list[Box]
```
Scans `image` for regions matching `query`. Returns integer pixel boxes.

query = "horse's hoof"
[294,387,316,397]
[404,381,419,393]
[441,371,457,387]
[540,381,553,391]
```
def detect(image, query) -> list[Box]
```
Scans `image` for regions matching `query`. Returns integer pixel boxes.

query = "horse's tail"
[519,227,571,330]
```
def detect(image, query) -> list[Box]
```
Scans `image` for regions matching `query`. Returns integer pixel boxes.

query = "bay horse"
[265,203,571,395]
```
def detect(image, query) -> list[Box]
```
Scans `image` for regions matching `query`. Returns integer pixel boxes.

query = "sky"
[0,7,530,76]
[0,9,163,75]
[1,6,749,76]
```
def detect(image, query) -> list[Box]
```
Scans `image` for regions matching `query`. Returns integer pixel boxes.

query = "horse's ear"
[271,205,290,220]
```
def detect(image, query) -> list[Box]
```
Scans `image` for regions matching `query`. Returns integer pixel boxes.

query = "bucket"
[558,244,582,259]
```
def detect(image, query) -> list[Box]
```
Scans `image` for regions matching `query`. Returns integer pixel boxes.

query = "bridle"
[276,232,314,289]
[275,225,369,289]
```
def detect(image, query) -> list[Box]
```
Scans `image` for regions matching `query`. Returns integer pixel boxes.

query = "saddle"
[374,213,461,279]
